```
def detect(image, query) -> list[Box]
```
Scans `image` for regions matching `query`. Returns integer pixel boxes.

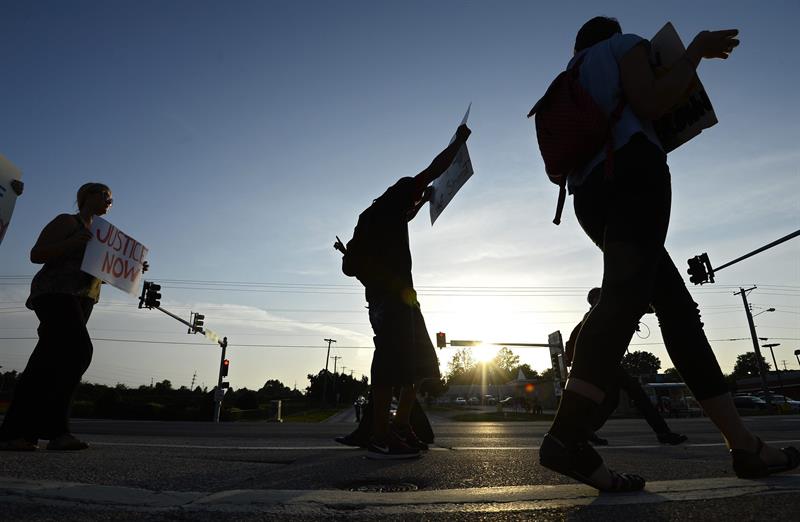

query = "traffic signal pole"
[213,337,228,423]
[138,280,230,422]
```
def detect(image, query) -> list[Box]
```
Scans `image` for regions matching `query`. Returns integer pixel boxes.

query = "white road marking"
[87,439,800,451]
[1,474,799,515]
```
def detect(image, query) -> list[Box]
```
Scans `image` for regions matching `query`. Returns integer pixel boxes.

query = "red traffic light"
[221,359,230,377]
[436,332,446,348]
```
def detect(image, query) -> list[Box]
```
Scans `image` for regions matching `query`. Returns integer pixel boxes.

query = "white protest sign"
[429,104,475,225]
[0,154,22,246]
[650,22,718,153]
[81,217,149,295]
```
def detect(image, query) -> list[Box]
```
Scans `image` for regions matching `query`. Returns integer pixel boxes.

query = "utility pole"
[330,355,342,405]
[322,338,336,404]
[762,343,784,394]
[735,287,771,400]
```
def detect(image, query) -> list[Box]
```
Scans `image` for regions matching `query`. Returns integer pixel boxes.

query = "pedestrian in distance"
[335,123,471,459]
[0,183,147,451]
[535,17,799,491]
[564,288,687,447]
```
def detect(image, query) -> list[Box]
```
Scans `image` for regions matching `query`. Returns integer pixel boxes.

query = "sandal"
[539,433,645,492]
[731,437,800,479]
[0,438,38,451]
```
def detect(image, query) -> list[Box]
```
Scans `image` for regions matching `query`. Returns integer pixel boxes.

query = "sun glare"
[472,343,498,363]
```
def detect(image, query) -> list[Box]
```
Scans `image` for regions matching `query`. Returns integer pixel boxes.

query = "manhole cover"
[349,483,419,493]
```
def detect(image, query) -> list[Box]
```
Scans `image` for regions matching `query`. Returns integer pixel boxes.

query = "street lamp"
[752,307,775,318]
[761,342,785,396]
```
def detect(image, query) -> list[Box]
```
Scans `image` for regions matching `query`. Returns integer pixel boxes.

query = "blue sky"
[1,0,798,392]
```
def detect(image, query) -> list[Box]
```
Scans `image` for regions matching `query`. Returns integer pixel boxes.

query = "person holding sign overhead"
[335,123,471,459]
[535,17,798,492]
[0,183,146,451]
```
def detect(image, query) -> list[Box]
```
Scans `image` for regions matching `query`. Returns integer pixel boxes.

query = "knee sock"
[549,390,602,445]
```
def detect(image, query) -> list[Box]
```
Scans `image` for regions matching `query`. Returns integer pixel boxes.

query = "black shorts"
[368,297,440,387]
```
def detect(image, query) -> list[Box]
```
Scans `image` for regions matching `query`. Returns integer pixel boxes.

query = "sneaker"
[391,423,429,451]
[657,432,688,445]
[334,432,368,448]
[46,434,89,451]
[366,435,421,460]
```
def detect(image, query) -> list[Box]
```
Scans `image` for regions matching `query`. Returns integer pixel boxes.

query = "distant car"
[499,396,514,406]
[454,397,467,406]
[467,397,480,405]
[484,395,497,405]
[756,394,800,413]
[733,395,768,412]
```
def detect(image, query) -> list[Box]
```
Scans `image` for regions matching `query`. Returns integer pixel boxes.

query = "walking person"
[565,288,687,446]
[335,123,471,459]
[536,17,798,491]
[0,182,145,451]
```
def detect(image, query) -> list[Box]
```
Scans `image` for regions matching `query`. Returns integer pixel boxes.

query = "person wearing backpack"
[334,123,471,459]
[536,17,798,491]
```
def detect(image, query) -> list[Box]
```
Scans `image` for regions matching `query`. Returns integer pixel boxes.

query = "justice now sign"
[81,217,149,295]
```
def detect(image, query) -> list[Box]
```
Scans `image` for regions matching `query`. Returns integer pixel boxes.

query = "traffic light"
[192,313,205,334]
[687,253,713,285]
[221,359,230,377]
[140,281,161,308]
[436,332,447,348]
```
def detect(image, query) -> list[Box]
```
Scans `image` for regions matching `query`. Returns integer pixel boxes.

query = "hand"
[456,123,471,142]
[10,179,23,196]
[420,186,434,203]
[334,239,346,254]
[688,29,739,61]
[142,261,150,273]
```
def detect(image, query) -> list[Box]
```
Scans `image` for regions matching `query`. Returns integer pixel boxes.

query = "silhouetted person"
[565,288,687,446]
[0,183,147,451]
[538,17,797,492]
[335,123,471,459]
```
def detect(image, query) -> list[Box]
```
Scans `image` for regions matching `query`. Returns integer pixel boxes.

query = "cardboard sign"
[429,105,475,225]
[0,154,22,246]
[81,217,149,295]
[650,22,718,152]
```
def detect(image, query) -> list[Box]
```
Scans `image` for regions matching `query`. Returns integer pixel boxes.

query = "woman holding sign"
[536,17,798,491]
[0,182,140,451]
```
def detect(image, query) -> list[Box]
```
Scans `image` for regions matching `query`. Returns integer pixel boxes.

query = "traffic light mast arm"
[688,229,800,285]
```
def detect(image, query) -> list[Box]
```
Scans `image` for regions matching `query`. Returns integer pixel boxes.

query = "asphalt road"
[2,411,799,520]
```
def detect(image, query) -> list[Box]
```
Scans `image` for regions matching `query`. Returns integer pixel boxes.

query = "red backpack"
[528,54,624,225]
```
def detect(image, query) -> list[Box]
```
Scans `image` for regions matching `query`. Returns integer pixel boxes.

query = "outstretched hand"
[456,123,471,142]
[142,261,150,273]
[334,237,346,254]
[689,29,739,61]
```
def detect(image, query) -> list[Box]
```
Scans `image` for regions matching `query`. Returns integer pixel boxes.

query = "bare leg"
[700,392,788,466]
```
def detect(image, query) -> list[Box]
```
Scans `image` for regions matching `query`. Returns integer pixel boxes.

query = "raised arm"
[413,124,472,189]
[620,29,739,121]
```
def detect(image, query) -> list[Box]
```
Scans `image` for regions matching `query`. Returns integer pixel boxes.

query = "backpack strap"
[552,184,567,225]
